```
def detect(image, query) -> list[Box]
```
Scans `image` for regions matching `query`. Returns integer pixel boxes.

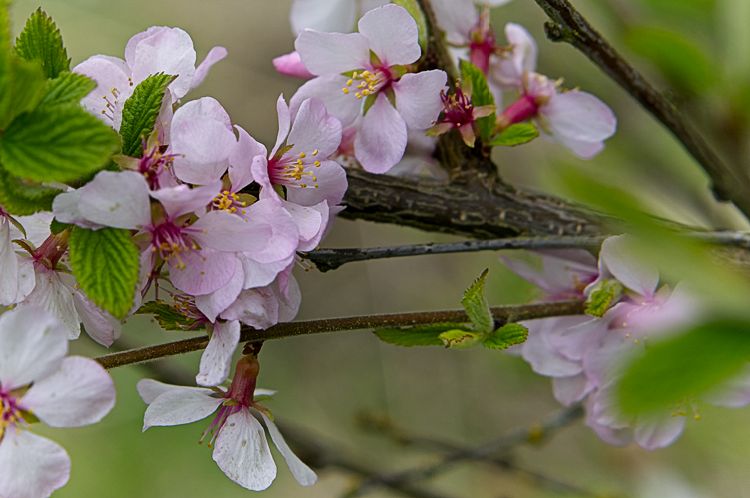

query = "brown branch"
[97,300,584,369]
[531,0,750,219]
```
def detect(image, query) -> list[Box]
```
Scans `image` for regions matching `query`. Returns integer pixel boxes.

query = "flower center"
[139,142,177,190]
[149,220,200,269]
[468,8,496,74]
[0,389,23,441]
[212,190,248,214]
[268,150,321,189]
[341,68,392,99]
[441,87,475,127]
[99,78,133,123]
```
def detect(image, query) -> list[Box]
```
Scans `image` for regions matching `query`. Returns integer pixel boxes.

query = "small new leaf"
[393,0,428,51]
[136,301,205,331]
[69,227,140,319]
[585,279,623,317]
[39,72,96,108]
[459,60,495,142]
[119,73,175,157]
[461,268,493,334]
[483,323,529,350]
[15,8,70,78]
[489,123,539,147]
[374,322,468,347]
[0,104,120,184]
[0,167,61,215]
[439,329,482,349]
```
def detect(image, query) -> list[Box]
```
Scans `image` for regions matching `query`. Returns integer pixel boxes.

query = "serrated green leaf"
[69,227,139,319]
[39,71,96,108]
[393,0,428,51]
[461,268,493,334]
[617,319,750,415]
[439,329,481,348]
[483,323,529,350]
[119,73,174,157]
[136,300,205,331]
[49,219,70,235]
[15,8,70,78]
[374,322,468,347]
[0,104,120,184]
[459,60,495,142]
[489,123,539,147]
[0,56,46,129]
[0,167,61,215]
[585,279,623,318]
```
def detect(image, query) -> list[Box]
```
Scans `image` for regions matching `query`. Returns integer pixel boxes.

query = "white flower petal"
[137,378,203,404]
[358,5,421,66]
[258,411,317,486]
[22,356,115,428]
[291,0,358,34]
[354,94,408,173]
[290,75,362,127]
[77,171,153,229]
[0,429,70,498]
[196,320,241,387]
[73,289,121,347]
[394,70,447,130]
[142,388,221,430]
[212,410,277,491]
[21,270,81,340]
[295,30,370,75]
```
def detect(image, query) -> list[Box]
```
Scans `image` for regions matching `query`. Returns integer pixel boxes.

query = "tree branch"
[97,301,584,369]
[347,404,584,496]
[530,0,750,219]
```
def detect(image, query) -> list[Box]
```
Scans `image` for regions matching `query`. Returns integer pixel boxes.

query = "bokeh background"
[11,0,750,496]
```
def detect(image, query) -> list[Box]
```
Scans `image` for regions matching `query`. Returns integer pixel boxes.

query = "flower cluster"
[504,237,750,449]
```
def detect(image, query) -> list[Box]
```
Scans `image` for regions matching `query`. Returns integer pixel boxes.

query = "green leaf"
[39,71,96,108]
[69,227,140,319]
[617,319,750,415]
[461,268,493,334]
[624,26,718,95]
[0,167,61,215]
[0,104,120,184]
[585,279,623,318]
[459,60,495,142]
[15,8,70,78]
[49,219,70,234]
[136,301,205,331]
[439,329,482,349]
[393,0,428,51]
[489,123,539,147]
[0,56,47,129]
[374,322,468,347]
[119,73,174,157]
[483,323,529,350]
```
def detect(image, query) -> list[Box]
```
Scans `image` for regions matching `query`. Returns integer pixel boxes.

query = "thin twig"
[97,300,584,369]
[348,405,584,496]
[531,0,750,219]
[302,231,750,271]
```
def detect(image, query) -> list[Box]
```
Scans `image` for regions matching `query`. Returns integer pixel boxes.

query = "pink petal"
[552,374,593,406]
[394,70,447,129]
[272,51,313,79]
[192,210,273,254]
[170,97,236,185]
[278,275,302,322]
[21,270,80,340]
[295,30,370,75]
[542,90,617,143]
[212,410,277,491]
[272,94,292,157]
[128,26,197,100]
[430,0,477,45]
[142,387,221,430]
[77,171,152,229]
[291,0,358,34]
[286,160,348,207]
[21,356,115,428]
[196,268,245,322]
[0,429,70,498]
[258,411,317,486]
[0,220,31,306]
[230,126,267,191]
[137,378,200,404]
[221,287,279,330]
[492,23,537,88]
[169,250,241,296]
[196,320,241,387]
[521,317,584,377]
[634,415,686,450]
[192,46,228,89]
[284,200,327,251]
[354,94,408,173]
[599,235,659,297]
[250,156,279,202]
[240,255,295,290]
[357,4,421,66]
[0,307,67,390]
[150,182,220,219]
[73,290,121,347]
[241,199,299,264]
[287,98,342,160]
[289,75,362,127]
[74,55,132,129]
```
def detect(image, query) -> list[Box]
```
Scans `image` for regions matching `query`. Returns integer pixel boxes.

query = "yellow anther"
[298,152,306,159]
[346,79,353,86]
[312,149,319,156]
[314,160,321,167]
[342,87,350,94]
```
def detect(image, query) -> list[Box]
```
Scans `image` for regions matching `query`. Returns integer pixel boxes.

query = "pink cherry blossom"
[0,307,115,498]
[75,26,227,129]
[292,4,447,173]
[428,84,496,147]
[138,356,316,491]
[272,51,314,79]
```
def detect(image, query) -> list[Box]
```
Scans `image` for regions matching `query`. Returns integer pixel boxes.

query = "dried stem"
[531,0,750,219]
[96,300,584,369]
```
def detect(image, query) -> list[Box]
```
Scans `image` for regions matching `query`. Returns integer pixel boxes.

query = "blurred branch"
[347,404,584,497]
[531,0,750,220]
[358,412,611,498]
[97,300,584,369]
[303,231,750,271]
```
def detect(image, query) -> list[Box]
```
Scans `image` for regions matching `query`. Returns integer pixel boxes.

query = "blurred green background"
[11,0,750,496]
